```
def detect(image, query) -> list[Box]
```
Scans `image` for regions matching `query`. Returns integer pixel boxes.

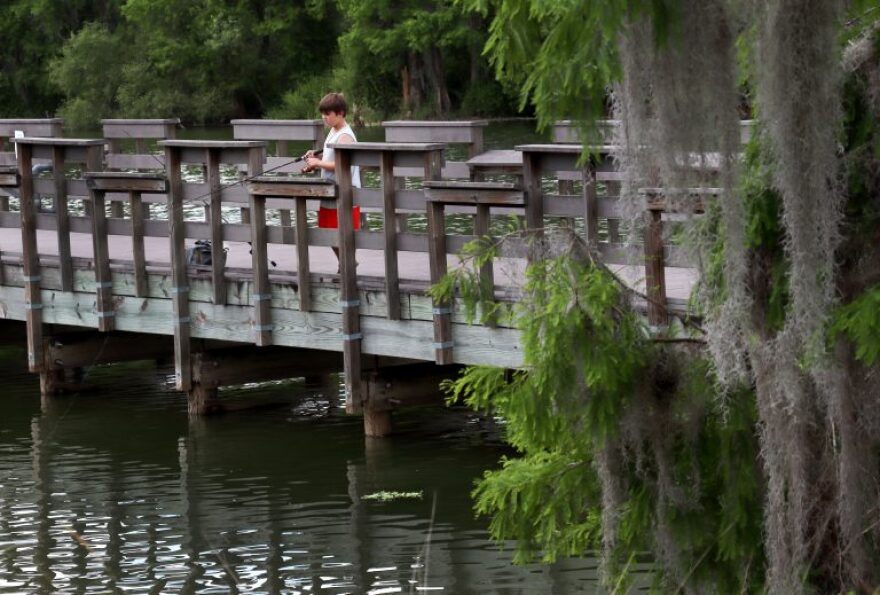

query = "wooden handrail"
[246,176,337,329]
[84,172,168,330]
[424,181,526,337]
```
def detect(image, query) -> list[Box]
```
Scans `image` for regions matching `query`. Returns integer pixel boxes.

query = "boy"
[303,92,361,264]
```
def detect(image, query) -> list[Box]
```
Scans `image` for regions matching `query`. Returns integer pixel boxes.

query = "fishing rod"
[113,128,324,206]
[177,148,323,206]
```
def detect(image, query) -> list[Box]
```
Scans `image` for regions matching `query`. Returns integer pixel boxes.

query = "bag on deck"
[186,240,224,266]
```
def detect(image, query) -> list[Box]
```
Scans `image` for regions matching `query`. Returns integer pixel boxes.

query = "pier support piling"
[360,363,460,437]
[187,382,223,416]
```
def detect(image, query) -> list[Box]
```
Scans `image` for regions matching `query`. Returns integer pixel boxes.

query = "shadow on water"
[0,345,610,594]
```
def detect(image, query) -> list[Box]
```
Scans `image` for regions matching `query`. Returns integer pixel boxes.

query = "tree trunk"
[469,14,482,85]
[423,47,450,115]
[406,51,426,114]
[401,65,411,115]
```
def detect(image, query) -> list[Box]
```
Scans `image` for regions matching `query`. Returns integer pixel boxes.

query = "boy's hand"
[301,150,316,173]
[305,155,321,170]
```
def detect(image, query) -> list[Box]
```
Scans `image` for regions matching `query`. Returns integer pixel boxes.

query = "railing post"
[522,151,544,261]
[473,201,496,327]
[380,150,401,320]
[164,144,192,391]
[17,143,42,372]
[88,186,114,332]
[427,199,453,363]
[85,146,102,217]
[294,194,312,312]
[206,147,226,305]
[583,161,599,250]
[275,140,292,231]
[0,166,18,284]
[249,190,272,346]
[644,208,668,326]
[423,149,454,363]
[52,146,73,292]
[336,147,362,413]
[130,191,148,297]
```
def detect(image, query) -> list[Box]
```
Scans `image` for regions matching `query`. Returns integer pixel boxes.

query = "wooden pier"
[0,118,698,436]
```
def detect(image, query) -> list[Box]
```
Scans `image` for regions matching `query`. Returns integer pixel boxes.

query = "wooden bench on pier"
[84,172,169,330]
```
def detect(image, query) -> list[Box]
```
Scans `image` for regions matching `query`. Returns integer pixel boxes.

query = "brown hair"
[318,92,347,116]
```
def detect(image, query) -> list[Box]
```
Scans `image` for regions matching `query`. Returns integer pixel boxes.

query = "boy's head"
[318,92,347,117]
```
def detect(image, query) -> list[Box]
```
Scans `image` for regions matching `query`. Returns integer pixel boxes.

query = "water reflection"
[0,349,599,593]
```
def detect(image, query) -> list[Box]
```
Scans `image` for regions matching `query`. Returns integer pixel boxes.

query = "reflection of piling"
[178,432,207,592]
[346,460,373,592]
[30,416,54,594]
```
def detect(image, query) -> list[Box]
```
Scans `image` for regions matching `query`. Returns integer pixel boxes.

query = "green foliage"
[336,0,502,118]
[0,0,124,117]
[435,230,764,589]
[740,128,789,332]
[48,23,126,129]
[267,73,339,120]
[830,284,880,366]
[473,452,602,564]
[3,0,520,122]
[459,79,518,117]
[457,0,669,133]
[437,244,648,449]
[45,0,342,127]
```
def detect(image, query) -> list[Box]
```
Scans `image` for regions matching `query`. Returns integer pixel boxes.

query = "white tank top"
[322,124,361,188]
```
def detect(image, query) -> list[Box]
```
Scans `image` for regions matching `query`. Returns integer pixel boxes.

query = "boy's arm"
[306,133,354,172]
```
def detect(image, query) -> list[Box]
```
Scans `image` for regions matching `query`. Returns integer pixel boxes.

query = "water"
[0,345,602,593]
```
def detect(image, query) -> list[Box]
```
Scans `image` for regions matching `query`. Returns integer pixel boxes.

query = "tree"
[336,0,508,117]
[49,0,342,128]
[0,0,122,117]
[441,0,880,592]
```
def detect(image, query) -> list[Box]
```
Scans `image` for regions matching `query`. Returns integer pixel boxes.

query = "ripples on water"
[0,345,603,594]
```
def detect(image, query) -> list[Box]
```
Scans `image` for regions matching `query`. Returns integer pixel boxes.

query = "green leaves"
[456,0,661,132]
[46,0,341,127]
[830,284,880,366]
[435,229,764,589]
[472,452,602,564]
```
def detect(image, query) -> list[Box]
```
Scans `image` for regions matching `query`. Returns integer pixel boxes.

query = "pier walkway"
[0,118,700,435]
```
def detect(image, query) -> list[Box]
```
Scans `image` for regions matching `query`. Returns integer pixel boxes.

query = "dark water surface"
[0,345,600,594]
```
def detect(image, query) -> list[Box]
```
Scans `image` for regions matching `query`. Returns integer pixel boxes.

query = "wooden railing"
[424,180,524,361]
[232,119,324,228]
[85,172,169,329]
[232,119,322,174]
[0,119,64,167]
[382,120,486,179]
[553,118,755,145]
[246,177,336,332]
[102,118,179,170]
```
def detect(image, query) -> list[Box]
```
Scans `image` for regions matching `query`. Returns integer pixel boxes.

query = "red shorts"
[318,206,361,230]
